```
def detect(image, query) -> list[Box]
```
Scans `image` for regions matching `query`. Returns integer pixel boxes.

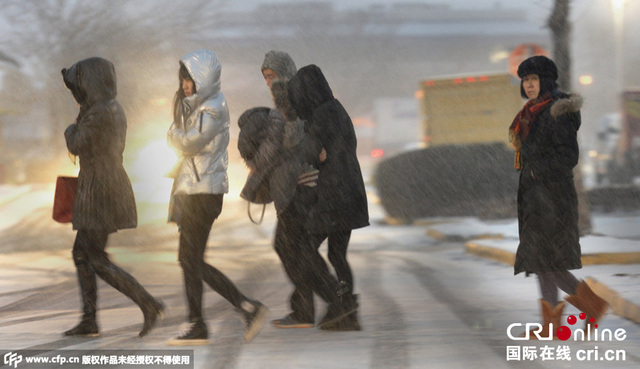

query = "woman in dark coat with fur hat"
[510,55,607,338]
[61,57,164,338]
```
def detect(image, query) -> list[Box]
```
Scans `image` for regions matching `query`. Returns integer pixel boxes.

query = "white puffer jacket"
[168,49,229,195]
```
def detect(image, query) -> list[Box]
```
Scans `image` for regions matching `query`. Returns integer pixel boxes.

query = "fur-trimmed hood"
[551,93,583,119]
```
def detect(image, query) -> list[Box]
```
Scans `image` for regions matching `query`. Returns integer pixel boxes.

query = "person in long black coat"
[287,64,369,330]
[510,56,607,337]
[61,57,164,338]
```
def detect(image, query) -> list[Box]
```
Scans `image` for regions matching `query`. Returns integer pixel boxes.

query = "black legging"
[72,229,156,317]
[312,230,353,293]
[537,271,579,305]
[175,194,245,321]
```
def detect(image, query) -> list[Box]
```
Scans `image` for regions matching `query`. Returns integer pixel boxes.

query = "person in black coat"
[287,64,369,330]
[61,57,164,338]
[510,56,607,338]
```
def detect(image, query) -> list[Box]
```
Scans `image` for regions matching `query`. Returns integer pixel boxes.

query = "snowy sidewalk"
[425,214,640,326]
[0,185,32,207]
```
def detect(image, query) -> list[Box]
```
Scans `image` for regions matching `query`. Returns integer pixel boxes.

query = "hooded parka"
[287,65,369,233]
[168,49,229,197]
[514,91,583,275]
[62,57,137,233]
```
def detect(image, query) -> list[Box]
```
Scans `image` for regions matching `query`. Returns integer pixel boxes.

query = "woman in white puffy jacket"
[166,49,267,345]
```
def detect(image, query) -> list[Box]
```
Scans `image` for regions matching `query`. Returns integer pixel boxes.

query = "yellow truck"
[374,72,525,221]
[418,72,523,147]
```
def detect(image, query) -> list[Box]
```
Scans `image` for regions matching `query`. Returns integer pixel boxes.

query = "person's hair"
[172,63,196,122]
[520,76,558,99]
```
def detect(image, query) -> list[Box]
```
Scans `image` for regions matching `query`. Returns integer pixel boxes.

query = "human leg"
[168,195,213,344]
[327,230,353,293]
[64,230,99,337]
[171,194,267,344]
[534,270,600,338]
[522,272,566,340]
[537,272,560,305]
[539,270,607,330]
[563,273,608,331]
[312,240,359,330]
[316,231,361,331]
[82,229,163,337]
[272,215,315,327]
[195,194,245,308]
[550,271,579,296]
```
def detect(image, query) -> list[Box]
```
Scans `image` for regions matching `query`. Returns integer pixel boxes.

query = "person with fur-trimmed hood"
[510,55,607,339]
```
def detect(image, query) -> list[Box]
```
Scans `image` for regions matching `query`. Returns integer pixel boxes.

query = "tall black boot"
[321,294,361,331]
[93,260,164,337]
[318,282,358,329]
[322,281,361,331]
[64,263,99,337]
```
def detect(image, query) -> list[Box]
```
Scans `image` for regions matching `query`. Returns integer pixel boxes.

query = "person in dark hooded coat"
[510,55,607,338]
[287,64,369,330]
[61,57,164,338]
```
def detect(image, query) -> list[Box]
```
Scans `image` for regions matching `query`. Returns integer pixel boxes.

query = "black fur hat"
[517,55,558,81]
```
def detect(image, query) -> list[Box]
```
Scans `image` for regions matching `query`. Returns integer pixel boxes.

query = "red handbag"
[52,176,77,223]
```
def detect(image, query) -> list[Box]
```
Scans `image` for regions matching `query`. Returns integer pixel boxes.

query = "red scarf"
[509,92,552,170]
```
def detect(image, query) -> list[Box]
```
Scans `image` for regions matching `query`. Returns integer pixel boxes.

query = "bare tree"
[548,0,592,235]
[548,0,571,91]
[0,0,225,155]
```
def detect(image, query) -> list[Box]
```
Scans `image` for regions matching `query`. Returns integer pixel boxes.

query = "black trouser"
[175,194,245,321]
[288,231,354,322]
[274,187,340,323]
[72,229,156,319]
[537,271,579,306]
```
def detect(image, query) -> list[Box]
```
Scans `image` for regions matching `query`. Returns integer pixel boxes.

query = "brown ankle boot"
[525,299,565,340]
[565,281,608,331]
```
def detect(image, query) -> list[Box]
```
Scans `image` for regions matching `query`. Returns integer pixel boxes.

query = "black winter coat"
[514,92,583,275]
[62,57,137,233]
[288,65,369,234]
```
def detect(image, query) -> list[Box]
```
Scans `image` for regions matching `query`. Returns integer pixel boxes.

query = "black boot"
[321,294,361,331]
[140,300,165,337]
[93,260,164,337]
[65,264,99,337]
[318,287,358,329]
[64,318,99,337]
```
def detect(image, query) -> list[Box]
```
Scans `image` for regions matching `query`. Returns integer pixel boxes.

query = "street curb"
[464,241,640,326]
[464,241,640,266]
[463,241,515,266]
[427,229,504,242]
